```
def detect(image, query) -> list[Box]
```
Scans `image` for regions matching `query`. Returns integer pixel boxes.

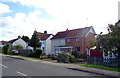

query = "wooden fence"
[87,56,120,68]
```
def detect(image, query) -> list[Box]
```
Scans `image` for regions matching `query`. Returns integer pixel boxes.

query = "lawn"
[1,53,43,61]
[79,64,120,72]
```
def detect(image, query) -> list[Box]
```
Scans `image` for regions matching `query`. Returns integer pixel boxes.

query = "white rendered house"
[37,31,53,55]
[9,37,28,49]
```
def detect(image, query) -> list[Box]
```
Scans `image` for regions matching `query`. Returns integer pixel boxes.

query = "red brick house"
[51,26,96,54]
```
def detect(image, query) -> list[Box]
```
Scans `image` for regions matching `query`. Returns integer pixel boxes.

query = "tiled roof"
[8,38,19,44]
[37,32,52,40]
[0,41,8,45]
[51,26,93,40]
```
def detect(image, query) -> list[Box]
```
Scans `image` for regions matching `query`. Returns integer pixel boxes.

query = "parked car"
[48,51,61,60]
[12,50,19,55]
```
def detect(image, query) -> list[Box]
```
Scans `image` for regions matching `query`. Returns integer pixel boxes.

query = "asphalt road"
[1,55,109,77]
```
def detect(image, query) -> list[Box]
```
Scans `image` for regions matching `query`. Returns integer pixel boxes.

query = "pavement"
[3,55,120,77]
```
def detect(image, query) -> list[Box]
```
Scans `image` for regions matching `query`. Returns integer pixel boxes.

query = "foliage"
[90,21,120,58]
[76,51,87,59]
[2,44,10,54]
[21,35,30,43]
[57,52,78,63]
[29,30,41,51]
[29,49,42,58]
[57,52,69,63]
[66,53,78,63]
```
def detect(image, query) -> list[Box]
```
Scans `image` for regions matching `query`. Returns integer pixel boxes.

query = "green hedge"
[29,49,42,58]
[57,52,78,63]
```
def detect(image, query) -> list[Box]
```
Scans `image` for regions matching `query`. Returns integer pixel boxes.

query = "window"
[76,37,80,42]
[75,47,80,51]
[60,40,64,44]
[67,38,71,43]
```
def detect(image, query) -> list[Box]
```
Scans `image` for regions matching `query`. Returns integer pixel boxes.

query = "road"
[1,55,109,77]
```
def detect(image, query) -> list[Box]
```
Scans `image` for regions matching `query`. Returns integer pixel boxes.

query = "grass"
[79,64,120,72]
[1,53,43,61]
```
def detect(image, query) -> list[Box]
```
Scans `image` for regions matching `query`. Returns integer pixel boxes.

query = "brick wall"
[65,32,95,54]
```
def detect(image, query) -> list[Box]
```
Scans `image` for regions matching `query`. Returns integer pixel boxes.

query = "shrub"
[29,49,42,58]
[29,52,34,57]
[66,53,78,63]
[77,51,87,59]
[2,44,10,54]
[57,52,69,63]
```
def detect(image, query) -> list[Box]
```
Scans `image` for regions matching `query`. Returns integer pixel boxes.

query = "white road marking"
[0,64,7,68]
[17,71,28,76]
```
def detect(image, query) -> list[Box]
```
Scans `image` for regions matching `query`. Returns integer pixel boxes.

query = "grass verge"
[79,64,120,72]
[2,53,43,61]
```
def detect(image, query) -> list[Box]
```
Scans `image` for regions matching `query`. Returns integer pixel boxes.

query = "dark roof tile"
[37,32,52,40]
[51,26,93,39]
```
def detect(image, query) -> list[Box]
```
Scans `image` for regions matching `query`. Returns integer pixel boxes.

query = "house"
[0,41,7,48]
[51,26,96,54]
[8,36,28,49]
[37,31,53,55]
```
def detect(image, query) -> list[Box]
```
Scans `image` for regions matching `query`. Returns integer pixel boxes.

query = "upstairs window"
[67,38,71,43]
[60,40,64,44]
[76,37,80,42]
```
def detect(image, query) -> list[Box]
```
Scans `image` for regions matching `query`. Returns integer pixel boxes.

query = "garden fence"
[87,56,120,68]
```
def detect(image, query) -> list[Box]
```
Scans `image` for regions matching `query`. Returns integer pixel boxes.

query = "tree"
[29,30,41,51]
[93,21,120,58]
[2,44,10,54]
[21,35,30,43]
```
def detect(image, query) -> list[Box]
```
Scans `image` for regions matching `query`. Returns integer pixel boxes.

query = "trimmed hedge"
[29,49,42,58]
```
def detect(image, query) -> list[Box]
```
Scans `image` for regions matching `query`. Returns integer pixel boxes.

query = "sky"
[0,0,119,41]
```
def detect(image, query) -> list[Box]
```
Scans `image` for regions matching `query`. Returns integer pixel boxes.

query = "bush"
[66,53,78,63]
[29,49,42,58]
[57,52,69,63]
[2,44,10,54]
[29,52,34,57]
[77,52,87,59]
[57,52,78,63]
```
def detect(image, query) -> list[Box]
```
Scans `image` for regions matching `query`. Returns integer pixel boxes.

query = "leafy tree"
[21,35,30,43]
[92,21,120,58]
[2,44,10,54]
[29,30,41,51]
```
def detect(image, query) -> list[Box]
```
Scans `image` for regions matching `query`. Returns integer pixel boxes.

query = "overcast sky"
[0,0,119,41]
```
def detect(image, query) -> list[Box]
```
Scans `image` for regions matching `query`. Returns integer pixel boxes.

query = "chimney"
[44,30,47,34]
[18,36,21,39]
[66,28,69,31]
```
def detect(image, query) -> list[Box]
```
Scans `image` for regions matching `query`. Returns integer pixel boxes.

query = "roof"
[0,41,8,45]
[51,26,95,40]
[8,38,19,44]
[37,32,52,40]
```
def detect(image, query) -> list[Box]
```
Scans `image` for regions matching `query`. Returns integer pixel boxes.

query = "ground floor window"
[75,47,80,52]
